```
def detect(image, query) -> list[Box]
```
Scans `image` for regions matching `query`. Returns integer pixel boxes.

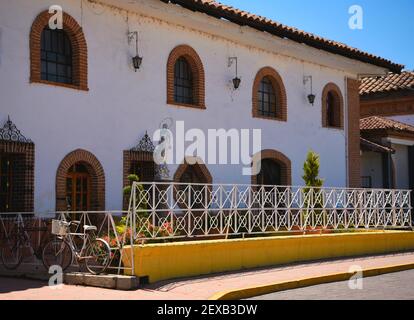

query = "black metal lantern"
[132,55,143,71]
[303,76,315,106]
[228,57,241,90]
[307,93,316,105]
[128,31,143,71]
[232,77,241,89]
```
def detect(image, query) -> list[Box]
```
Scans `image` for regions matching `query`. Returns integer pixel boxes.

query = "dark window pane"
[0,178,8,193]
[48,74,57,82]
[82,194,88,209]
[83,177,88,190]
[174,57,193,104]
[41,27,73,84]
[257,159,281,186]
[327,91,339,127]
[257,76,277,118]
[47,62,57,75]
[66,177,72,191]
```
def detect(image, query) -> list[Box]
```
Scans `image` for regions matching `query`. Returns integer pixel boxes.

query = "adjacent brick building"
[360,72,414,189]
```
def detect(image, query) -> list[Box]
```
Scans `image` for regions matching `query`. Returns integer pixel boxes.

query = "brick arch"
[252,67,287,121]
[321,82,344,129]
[173,157,212,184]
[167,44,205,109]
[30,10,88,90]
[56,149,105,211]
[251,149,292,186]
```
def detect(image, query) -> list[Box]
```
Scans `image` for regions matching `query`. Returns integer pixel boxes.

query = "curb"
[209,262,414,300]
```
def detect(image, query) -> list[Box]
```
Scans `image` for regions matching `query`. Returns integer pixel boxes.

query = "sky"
[219,0,414,71]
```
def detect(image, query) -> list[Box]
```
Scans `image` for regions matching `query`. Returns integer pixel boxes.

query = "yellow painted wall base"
[122,231,414,283]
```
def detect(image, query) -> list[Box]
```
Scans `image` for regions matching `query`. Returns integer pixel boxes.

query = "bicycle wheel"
[0,237,23,270]
[42,238,72,271]
[84,238,110,275]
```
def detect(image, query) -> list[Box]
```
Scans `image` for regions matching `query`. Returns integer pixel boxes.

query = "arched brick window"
[167,45,205,109]
[30,10,88,90]
[251,149,292,186]
[56,149,105,212]
[174,158,212,184]
[322,83,343,129]
[252,67,287,121]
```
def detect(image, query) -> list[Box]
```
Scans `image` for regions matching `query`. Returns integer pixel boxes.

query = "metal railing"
[0,183,412,276]
[0,211,134,275]
[128,182,413,240]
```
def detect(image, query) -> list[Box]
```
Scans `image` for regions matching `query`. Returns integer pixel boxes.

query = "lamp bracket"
[303,75,313,85]
[228,57,238,68]
[128,31,138,44]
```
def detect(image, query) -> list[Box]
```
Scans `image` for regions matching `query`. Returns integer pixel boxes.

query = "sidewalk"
[1,252,414,300]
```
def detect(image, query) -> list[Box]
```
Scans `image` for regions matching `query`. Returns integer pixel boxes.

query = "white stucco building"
[0,0,404,214]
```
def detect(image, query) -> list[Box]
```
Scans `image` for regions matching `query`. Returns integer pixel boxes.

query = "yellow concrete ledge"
[210,262,414,300]
[122,231,414,283]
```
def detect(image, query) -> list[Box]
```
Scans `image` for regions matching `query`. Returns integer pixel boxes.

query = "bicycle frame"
[8,219,45,257]
[59,224,97,262]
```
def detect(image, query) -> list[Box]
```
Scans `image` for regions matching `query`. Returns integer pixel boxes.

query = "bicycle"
[0,217,50,270]
[42,219,111,275]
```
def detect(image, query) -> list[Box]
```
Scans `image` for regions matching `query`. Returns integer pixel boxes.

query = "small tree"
[302,150,324,229]
[123,174,144,201]
[302,150,324,188]
[117,174,148,235]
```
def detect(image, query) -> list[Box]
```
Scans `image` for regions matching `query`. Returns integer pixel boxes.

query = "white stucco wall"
[361,151,383,188]
[391,143,410,189]
[0,0,384,213]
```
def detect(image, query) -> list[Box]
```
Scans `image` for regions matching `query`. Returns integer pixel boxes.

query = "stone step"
[64,272,139,290]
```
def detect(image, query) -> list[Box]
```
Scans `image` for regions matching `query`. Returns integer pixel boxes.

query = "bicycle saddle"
[83,225,97,231]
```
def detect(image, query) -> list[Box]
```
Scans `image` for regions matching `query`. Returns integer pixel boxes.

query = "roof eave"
[161,0,404,73]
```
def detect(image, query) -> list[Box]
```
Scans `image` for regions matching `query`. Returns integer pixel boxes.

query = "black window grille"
[174,57,193,104]
[0,154,13,212]
[41,27,73,84]
[129,161,155,184]
[258,77,277,118]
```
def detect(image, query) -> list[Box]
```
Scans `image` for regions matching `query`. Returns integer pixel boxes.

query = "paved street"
[249,269,414,300]
[1,252,414,299]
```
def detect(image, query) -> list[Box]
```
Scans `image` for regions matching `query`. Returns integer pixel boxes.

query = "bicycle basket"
[51,219,69,236]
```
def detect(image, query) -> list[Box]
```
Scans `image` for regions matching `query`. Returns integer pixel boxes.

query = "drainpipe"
[344,76,349,187]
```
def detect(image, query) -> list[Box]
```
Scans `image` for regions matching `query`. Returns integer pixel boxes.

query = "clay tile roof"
[360,71,414,95]
[360,116,414,134]
[160,0,404,72]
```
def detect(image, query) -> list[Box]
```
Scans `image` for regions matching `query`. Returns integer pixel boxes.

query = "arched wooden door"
[66,163,91,215]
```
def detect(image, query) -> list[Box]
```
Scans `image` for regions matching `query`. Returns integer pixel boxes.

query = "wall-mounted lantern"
[128,31,143,71]
[303,75,315,105]
[228,57,241,89]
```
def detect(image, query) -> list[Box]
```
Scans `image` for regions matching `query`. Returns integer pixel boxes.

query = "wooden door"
[66,163,90,219]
